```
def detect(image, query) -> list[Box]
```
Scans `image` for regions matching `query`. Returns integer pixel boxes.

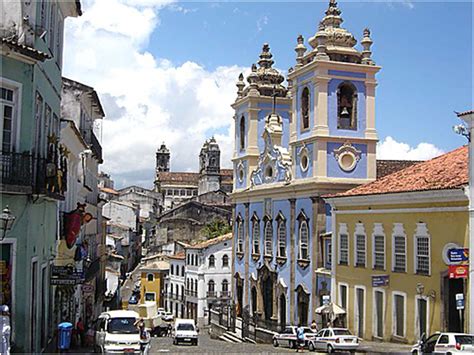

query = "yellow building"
[139,256,169,308]
[325,146,470,344]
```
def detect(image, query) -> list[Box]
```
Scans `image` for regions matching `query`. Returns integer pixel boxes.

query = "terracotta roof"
[168,251,185,260]
[157,169,234,186]
[376,160,421,179]
[2,37,51,61]
[100,186,119,195]
[328,146,468,198]
[187,232,233,250]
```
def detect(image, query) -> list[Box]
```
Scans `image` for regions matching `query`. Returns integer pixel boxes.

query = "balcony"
[1,150,67,199]
[220,290,231,298]
[206,291,217,298]
[185,289,197,297]
[82,129,103,163]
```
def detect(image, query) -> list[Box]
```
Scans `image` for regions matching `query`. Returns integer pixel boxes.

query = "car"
[307,328,359,353]
[173,318,199,346]
[163,311,174,322]
[272,326,317,349]
[411,332,474,354]
[94,310,144,354]
[128,294,139,305]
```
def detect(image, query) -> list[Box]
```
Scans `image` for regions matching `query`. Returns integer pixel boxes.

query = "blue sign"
[456,293,465,310]
[372,275,389,287]
[448,248,469,263]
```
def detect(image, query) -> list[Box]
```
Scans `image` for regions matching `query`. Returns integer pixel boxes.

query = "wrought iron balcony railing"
[220,290,231,298]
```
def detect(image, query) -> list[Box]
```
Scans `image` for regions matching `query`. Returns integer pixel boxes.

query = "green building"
[1,1,81,352]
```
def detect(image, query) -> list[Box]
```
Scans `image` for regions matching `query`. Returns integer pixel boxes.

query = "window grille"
[278,220,286,257]
[393,236,406,272]
[416,236,430,275]
[299,221,309,260]
[373,235,385,269]
[355,234,366,267]
[264,220,273,256]
[339,234,348,265]
[252,221,260,254]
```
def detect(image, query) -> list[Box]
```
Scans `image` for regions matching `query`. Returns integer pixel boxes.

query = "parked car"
[163,311,174,322]
[94,310,145,354]
[307,328,359,353]
[128,294,139,305]
[411,332,474,354]
[173,318,199,346]
[272,326,317,349]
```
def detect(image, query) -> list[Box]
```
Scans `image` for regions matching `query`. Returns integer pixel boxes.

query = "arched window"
[252,218,260,255]
[239,115,245,150]
[301,87,310,130]
[181,265,185,276]
[222,254,229,267]
[237,216,244,253]
[170,265,174,275]
[147,273,154,282]
[209,254,215,268]
[208,280,215,296]
[299,220,309,260]
[264,219,273,256]
[222,279,229,296]
[277,219,286,258]
[337,82,357,130]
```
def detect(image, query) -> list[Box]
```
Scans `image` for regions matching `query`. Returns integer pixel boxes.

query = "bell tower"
[198,137,221,195]
[156,142,170,172]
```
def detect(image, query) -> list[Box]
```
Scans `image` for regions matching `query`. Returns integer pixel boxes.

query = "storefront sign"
[322,295,330,305]
[51,265,84,285]
[448,265,469,279]
[456,293,465,310]
[372,275,389,287]
[447,248,469,263]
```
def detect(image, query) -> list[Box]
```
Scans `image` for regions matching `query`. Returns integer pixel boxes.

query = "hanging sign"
[448,265,469,279]
[447,248,469,263]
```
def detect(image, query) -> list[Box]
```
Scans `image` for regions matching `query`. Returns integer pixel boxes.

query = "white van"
[173,319,198,346]
[95,310,143,354]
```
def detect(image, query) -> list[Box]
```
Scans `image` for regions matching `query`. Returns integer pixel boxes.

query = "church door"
[262,276,273,320]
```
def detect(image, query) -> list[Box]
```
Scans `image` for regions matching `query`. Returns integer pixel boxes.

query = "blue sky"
[64,0,473,188]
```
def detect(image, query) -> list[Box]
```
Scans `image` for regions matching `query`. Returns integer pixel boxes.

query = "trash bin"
[58,322,73,350]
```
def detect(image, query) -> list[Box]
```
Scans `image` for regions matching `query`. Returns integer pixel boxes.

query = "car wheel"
[327,345,334,353]
[273,338,279,347]
[308,342,315,352]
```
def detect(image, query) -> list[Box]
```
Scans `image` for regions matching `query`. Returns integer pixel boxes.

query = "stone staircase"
[218,330,244,343]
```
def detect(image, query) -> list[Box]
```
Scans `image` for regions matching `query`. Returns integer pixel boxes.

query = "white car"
[272,326,317,349]
[163,311,174,322]
[307,328,359,353]
[173,318,199,346]
[411,332,474,354]
[95,310,144,354]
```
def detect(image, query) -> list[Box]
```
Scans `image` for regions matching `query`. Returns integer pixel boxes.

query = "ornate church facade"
[231,0,381,327]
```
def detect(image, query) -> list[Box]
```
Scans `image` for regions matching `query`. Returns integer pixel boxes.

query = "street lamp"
[1,206,15,241]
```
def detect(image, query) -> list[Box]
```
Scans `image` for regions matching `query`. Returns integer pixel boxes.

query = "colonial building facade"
[232,0,381,328]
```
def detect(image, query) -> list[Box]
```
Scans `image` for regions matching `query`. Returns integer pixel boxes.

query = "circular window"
[300,153,309,172]
[265,165,274,179]
[338,152,357,172]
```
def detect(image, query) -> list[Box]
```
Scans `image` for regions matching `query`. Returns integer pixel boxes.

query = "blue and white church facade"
[231,0,381,327]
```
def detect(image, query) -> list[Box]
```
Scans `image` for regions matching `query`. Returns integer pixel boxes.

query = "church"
[230,0,415,328]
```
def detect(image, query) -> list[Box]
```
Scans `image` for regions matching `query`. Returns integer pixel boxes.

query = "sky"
[62,0,473,189]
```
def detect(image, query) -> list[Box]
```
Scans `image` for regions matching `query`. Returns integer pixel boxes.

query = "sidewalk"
[358,340,413,353]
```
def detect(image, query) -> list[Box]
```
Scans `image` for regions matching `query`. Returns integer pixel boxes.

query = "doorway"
[279,294,286,326]
[374,290,383,338]
[296,286,309,326]
[251,287,257,316]
[355,287,365,338]
[444,277,464,332]
[262,276,273,320]
[236,276,243,317]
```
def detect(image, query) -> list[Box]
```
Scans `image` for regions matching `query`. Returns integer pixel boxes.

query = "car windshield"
[455,335,474,345]
[177,323,195,331]
[107,317,139,334]
[333,329,352,336]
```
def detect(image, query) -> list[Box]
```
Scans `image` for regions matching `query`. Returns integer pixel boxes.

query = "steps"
[219,331,244,343]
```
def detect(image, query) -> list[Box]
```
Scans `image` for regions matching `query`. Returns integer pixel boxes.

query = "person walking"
[310,320,318,332]
[76,317,85,347]
[0,305,11,355]
[296,323,305,353]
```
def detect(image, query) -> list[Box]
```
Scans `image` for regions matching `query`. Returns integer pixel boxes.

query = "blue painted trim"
[328,70,366,79]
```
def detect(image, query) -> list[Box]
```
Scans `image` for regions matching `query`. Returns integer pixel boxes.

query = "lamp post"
[454,110,474,333]
[1,206,15,241]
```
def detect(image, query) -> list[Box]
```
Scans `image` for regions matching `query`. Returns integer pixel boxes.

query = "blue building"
[231,0,380,328]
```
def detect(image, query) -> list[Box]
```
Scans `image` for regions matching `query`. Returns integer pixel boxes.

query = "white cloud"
[63,0,244,188]
[377,136,444,161]
[256,15,269,32]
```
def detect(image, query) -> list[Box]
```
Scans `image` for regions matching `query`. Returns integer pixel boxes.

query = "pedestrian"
[296,323,305,353]
[0,305,11,355]
[167,323,172,337]
[310,320,317,332]
[76,317,85,347]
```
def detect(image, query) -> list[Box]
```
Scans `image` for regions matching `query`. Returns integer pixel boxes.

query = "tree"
[202,218,231,240]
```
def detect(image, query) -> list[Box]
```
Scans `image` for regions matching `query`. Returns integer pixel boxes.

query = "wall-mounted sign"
[448,265,469,279]
[456,293,465,310]
[372,275,389,287]
[448,248,469,263]
[50,265,84,285]
[322,295,330,305]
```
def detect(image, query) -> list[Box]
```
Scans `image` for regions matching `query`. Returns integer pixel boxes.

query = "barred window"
[416,236,430,275]
[237,218,244,253]
[299,221,309,260]
[264,220,273,256]
[373,235,385,270]
[278,220,286,257]
[355,234,366,267]
[339,234,348,265]
[252,220,260,254]
[393,236,406,272]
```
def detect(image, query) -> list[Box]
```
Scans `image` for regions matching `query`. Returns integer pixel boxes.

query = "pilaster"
[310,196,321,322]
[365,80,378,140]
[289,198,296,324]
[244,202,250,309]
[313,75,330,136]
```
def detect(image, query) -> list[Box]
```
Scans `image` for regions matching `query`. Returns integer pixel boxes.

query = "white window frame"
[252,219,260,255]
[338,223,349,265]
[354,223,366,268]
[298,220,309,260]
[414,295,430,340]
[392,291,407,339]
[264,220,273,256]
[372,288,385,340]
[337,282,349,319]
[392,223,407,273]
[354,285,366,338]
[237,217,244,253]
[413,223,431,275]
[1,78,22,152]
[277,219,286,258]
[372,223,385,270]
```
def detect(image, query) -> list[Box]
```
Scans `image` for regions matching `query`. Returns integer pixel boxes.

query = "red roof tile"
[376,160,421,179]
[329,146,468,198]
[168,251,185,260]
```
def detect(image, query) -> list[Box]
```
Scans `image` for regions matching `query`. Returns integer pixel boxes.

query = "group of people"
[295,320,318,353]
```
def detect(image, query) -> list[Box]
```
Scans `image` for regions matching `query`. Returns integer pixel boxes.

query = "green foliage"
[202,218,231,240]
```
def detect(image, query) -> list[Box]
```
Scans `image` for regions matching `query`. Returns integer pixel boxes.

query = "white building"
[184,233,233,326]
[166,252,186,318]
